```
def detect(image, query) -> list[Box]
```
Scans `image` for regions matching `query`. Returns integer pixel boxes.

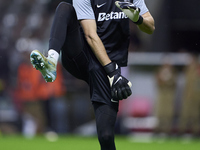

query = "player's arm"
[115,1,155,34]
[80,19,111,66]
[138,12,155,34]
[80,19,132,101]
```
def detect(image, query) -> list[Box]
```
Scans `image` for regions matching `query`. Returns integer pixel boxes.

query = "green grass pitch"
[0,135,200,150]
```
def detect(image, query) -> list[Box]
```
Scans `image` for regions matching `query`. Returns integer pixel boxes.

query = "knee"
[56,2,74,14]
[98,131,114,143]
[55,2,77,21]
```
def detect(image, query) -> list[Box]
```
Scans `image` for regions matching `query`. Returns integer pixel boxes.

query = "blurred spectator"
[154,56,177,136]
[178,54,200,137]
[0,41,19,134]
[14,51,66,137]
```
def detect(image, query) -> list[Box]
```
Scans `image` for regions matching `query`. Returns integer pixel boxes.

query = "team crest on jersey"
[97,11,128,21]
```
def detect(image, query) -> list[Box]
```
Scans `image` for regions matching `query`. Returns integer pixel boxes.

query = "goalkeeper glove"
[115,1,143,25]
[104,62,132,101]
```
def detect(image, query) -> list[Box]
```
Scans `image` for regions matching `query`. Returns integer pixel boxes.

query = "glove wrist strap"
[104,62,119,77]
[134,15,143,25]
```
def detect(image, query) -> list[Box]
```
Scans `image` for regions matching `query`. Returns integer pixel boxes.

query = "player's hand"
[104,62,132,101]
[115,1,143,24]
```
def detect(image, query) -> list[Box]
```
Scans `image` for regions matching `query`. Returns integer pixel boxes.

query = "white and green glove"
[104,62,132,101]
[115,1,143,25]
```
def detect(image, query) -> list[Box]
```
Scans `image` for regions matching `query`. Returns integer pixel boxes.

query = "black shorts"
[61,32,119,111]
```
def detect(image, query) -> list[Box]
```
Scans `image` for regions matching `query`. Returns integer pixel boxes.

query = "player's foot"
[30,50,57,82]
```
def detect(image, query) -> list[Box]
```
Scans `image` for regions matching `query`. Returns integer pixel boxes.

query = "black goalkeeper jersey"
[90,0,130,67]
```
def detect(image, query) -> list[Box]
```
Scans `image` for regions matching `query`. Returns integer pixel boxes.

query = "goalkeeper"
[30,0,155,149]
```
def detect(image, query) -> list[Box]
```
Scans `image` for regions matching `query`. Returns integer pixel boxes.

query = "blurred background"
[0,0,200,141]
